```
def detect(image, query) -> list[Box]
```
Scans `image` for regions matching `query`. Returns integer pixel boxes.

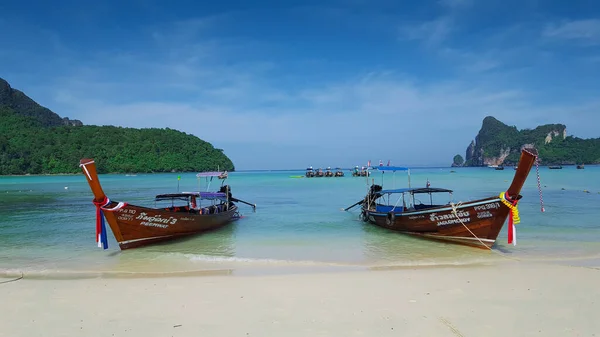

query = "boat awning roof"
[377,166,410,172]
[196,172,223,177]
[155,192,228,201]
[379,187,453,194]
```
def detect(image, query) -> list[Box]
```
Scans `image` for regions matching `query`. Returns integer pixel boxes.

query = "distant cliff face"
[461,116,577,166]
[0,77,83,127]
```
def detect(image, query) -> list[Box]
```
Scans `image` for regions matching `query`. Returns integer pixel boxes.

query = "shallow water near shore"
[1,165,600,278]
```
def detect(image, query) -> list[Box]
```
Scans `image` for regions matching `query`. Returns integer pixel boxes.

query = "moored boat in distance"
[345,148,541,249]
[548,165,563,170]
[315,168,325,177]
[306,166,315,177]
[577,164,585,170]
[334,167,345,177]
[351,166,370,177]
[79,159,256,250]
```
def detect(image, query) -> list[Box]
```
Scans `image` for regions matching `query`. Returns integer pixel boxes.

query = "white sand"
[1,260,598,337]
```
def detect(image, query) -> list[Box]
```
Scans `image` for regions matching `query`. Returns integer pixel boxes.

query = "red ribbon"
[92,196,109,244]
[505,194,518,245]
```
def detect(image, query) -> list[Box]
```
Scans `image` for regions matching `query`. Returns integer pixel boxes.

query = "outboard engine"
[219,185,233,200]
[364,184,383,208]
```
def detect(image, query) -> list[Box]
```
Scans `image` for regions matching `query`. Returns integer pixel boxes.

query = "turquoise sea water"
[1,166,600,278]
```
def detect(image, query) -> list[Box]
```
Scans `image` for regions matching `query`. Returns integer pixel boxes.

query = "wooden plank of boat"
[79,159,255,250]
[348,148,540,249]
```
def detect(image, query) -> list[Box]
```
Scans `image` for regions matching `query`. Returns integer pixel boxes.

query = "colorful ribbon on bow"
[92,196,127,250]
[499,192,520,245]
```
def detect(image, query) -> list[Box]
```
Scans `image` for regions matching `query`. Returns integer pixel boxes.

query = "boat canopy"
[155,192,228,202]
[196,172,223,177]
[377,166,410,172]
[379,187,453,194]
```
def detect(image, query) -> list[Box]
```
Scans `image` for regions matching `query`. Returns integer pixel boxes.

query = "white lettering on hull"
[477,211,493,219]
[117,208,138,221]
[430,211,471,227]
[135,212,178,228]
[474,202,501,211]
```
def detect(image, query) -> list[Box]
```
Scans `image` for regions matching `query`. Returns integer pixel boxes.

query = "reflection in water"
[105,222,239,273]
[359,221,500,268]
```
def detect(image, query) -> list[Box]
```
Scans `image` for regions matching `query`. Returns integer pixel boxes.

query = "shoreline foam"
[2,250,599,280]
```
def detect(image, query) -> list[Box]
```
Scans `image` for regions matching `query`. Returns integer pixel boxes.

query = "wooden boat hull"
[101,202,238,249]
[362,197,508,249]
[80,158,242,250]
[355,148,539,249]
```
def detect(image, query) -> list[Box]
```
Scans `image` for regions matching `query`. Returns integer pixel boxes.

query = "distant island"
[0,77,234,175]
[453,116,600,167]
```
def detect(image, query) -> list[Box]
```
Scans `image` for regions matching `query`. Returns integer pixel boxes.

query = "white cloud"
[52,63,583,166]
[6,12,600,169]
[543,19,600,45]
[438,0,472,9]
[398,17,454,47]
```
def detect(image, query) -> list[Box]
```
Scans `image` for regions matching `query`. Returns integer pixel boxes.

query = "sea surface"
[1,165,600,278]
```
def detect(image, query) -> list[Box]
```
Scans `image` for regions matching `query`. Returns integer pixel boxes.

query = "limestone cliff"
[458,116,599,166]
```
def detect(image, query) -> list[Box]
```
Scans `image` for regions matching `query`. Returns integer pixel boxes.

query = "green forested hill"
[0,77,82,127]
[0,78,234,175]
[458,116,600,166]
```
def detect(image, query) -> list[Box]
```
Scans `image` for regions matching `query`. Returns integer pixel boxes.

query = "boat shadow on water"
[358,222,503,267]
[130,223,238,255]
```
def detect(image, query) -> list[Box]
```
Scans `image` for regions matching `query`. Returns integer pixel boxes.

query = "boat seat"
[414,204,443,210]
[376,204,404,213]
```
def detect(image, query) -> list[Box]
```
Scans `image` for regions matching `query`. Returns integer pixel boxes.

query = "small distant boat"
[315,168,325,177]
[352,166,370,177]
[79,158,255,250]
[577,164,585,170]
[305,166,315,177]
[334,167,345,177]
[345,148,540,249]
[549,165,563,170]
[495,166,505,171]
[325,167,334,177]
[218,171,228,179]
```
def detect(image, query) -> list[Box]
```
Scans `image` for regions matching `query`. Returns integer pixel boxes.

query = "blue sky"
[1,0,600,169]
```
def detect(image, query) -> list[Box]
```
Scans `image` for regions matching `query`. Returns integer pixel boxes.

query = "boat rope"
[92,196,127,250]
[534,157,545,213]
[0,272,24,285]
[449,202,520,261]
[524,148,545,213]
[449,202,493,250]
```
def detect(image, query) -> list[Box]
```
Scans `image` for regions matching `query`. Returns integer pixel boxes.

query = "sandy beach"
[1,260,598,337]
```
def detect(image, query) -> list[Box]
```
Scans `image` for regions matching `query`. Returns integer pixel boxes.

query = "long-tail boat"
[79,158,256,250]
[345,148,542,249]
